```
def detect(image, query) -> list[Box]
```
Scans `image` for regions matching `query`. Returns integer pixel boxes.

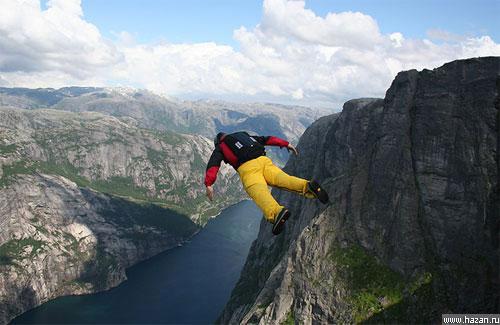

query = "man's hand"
[206,185,214,201]
[287,144,299,156]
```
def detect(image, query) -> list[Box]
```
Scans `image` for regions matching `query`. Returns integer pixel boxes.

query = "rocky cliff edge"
[220,57,499,324]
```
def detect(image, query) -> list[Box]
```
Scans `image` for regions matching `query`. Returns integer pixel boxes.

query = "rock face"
[220,57,499,323]
[0,174,198,325]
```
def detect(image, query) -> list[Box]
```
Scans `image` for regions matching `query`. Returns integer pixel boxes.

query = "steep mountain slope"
[220,57,499,323]
[0,107,243,323]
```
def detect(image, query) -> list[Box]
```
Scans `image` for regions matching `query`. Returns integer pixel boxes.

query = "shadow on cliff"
[1,285,39,325]
[360,281,441,324]
[362,277,499,324]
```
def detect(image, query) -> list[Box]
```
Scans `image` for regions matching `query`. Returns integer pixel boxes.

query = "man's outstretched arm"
[252,135,298,155]
[204,147,224,200]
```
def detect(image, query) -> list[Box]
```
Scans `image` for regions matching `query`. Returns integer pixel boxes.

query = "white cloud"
[0,0,121,79]
[260,0,383,49]
[0,0,499,108]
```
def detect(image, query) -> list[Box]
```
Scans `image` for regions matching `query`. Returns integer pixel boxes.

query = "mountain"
[0,107,242,224]
[219,57,499,323]
[0,83,330,323]
[0,107,243,323]
[0,87,330,163]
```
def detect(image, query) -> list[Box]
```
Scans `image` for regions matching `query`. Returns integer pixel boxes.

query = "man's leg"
[238,157,285,223]
[262,157,316,198]
[244,183,284,223]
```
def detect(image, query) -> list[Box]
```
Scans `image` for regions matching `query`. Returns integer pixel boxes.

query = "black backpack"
[224,132,265,164]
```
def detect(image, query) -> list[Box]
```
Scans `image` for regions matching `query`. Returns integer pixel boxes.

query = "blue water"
[12,200,261,324]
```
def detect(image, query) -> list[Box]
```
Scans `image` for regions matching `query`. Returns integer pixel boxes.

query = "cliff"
[220,57,499,323]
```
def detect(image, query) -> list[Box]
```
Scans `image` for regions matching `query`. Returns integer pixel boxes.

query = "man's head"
[213,132,226,147]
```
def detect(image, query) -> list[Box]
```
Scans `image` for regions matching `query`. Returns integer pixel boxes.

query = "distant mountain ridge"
[0,86,331,164]
[0,86,329,141]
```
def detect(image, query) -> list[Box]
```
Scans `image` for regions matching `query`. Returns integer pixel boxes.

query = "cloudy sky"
[0,0,499,108]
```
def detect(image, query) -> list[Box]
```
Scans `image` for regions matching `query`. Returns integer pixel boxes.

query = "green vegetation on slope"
[0,159,88,187]
[147,129,184,146]
[76,247,118,291]
[282,309,295,325]
[0,156,225,223]
[0,143,17,155]
[90,176,148,199]
[0,238,46,266]
[329,243,433,323]
[96,196,199,238]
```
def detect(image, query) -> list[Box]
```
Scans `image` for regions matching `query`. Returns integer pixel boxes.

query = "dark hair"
[213,132,226,147]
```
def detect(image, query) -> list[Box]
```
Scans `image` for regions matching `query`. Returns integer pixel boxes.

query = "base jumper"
[204,131,329,235]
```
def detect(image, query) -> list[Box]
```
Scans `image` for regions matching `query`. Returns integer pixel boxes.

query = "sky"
[1,0,499,108]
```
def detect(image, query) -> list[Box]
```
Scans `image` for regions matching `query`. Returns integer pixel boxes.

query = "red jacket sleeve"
[204,147,223,187]
[205,166,220,187]
[264,136,289,148]
[252,135,289,148]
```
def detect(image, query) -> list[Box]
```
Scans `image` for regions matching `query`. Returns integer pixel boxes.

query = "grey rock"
[220,57,499,324]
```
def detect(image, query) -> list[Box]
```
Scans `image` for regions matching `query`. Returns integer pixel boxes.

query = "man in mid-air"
[204,131,329,235]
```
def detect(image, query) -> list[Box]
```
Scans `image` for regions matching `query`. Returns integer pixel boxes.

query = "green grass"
[77,247,117,290]
[192,151,205,170]
[3,158,149,202]
[329,243,437,323]
[146,147,167,165]
[153,176,173,191]
[0,160,38,187]
[148,129,184,146]
[364,272,436,324]
[329,244,406,323]
[63,279,89,291]
[37,161,90,187]
[62,232,80,255]
[33,224,50,236]
[0,238,46,265]
[0,157,219,222]
[282,309,295,325]
[0,143,17,155]
[97,196,199,237]
[0,155,225,226]
[90,176,149,199]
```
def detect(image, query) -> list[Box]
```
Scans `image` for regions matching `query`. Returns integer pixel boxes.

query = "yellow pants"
[237,156,314,223]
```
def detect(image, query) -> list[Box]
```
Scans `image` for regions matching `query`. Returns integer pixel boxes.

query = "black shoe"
[272,209,290,235]
[307,180,329,204]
